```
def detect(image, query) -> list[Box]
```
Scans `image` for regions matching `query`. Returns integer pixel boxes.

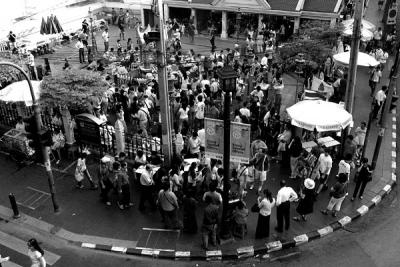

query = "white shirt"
[102,31,109,42]
[261,56,268,66]
[374,90,386,106]
[195,101,205,119]
[258,197,275,216]
[338,160,351,175]
[276,186,298,206]
[239,107,250,118]
[198,128,205,147]
[140,170,153,186]
[318,153,333,174]
[75,41,84,49]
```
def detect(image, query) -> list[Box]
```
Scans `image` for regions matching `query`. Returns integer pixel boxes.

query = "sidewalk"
[0,0,396,261]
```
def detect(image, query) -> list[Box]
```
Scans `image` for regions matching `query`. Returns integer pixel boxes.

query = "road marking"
[17,187,50,210]
[0,231,60,265]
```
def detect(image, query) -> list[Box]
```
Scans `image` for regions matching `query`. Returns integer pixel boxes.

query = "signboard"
[76,113,105,146]
[230,122,251,163]
[204,118,224,160]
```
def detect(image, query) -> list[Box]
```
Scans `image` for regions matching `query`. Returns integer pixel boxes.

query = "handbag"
[251,203,260,213]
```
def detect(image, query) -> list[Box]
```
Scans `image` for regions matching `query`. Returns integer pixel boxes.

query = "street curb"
[0,113,397,261]
[75,111,398,260]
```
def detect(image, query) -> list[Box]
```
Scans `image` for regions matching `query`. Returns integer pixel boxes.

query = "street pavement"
[0,0,397,263]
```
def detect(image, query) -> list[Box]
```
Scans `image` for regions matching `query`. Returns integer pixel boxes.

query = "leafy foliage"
[0,53,27,89]
[40,69,109,112]
[277,21,342,73]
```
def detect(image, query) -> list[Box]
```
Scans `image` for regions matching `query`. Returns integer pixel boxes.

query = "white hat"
[304,178,315,190]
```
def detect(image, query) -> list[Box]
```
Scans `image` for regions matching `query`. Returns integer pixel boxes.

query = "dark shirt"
[203,203,219,225]
[331,182,348,198]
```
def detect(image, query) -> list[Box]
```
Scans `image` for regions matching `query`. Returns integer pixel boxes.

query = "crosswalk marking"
[0,231,60,265]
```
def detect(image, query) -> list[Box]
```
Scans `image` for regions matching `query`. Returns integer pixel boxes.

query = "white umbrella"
[333,51,380,67]
[341,18,376,31]
[0,80,41,106]
[286,100,353,132]
[342,26,374,41]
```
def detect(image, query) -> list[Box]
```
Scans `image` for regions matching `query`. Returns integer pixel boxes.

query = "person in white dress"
[27,238,46,267]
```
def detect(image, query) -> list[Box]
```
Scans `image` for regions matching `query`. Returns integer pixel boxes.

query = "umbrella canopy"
[342,27,374,41]
[53,16,63,33]
[341,18,376,31]
[40,17,48,35]
[286,100,353,132]
[0,80,41,106]
[333,51,380,67]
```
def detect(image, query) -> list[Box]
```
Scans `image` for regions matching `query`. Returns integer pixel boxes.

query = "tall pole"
[371,44,400,169]
[0,62,59,212]
[344,0,364,115]
[89,8,97,56]
[157,0,173,167]
[221,80,231,239]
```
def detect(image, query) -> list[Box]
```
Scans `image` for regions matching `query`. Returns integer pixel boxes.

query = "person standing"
[102,28,109,52]
[117,162,133,210]
[183,190,198,233]
[351,158,373,201]
[249,146,269,192]
[293,178,316,221]
[75,38,85,63]
[321,173,348,217]
[27,238,46,267]
[372,86,386,120]
[201,195,219,250]
[316,149,333,194]
[114,111,126,155]
[27,51,37,80]
[8,31,16,50]
[210,33,216,51]
[99,159,113,206]
[354,121,367,156]
[288,136,303,179]
[275,180,298,233]
[368,66,382,96]
[232,200,249,239]
[139,165,155,211]
[255,189,275,238]
[157,182,180,229]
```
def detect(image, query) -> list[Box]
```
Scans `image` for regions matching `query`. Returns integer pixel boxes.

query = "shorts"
[254,169,267,182]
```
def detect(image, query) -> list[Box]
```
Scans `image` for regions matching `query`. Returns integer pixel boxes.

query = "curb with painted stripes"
[80,111,397,260]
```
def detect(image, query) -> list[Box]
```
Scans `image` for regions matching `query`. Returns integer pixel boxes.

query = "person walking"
[139,165,156,211]
[351,158,373,201]
[157,182,180,229]
[117,162,133,210]
[232,200,249,239]
[293,178,316,221]
[249,146,269,192]
[27,238,46,267]
[102,28,109,52]
[74,152,97,189]
[288,136,303,179]
[321,173,348,217]
[201,195,219,250]
[75,38,85,63]
[275,180,298,233]
[255,189,275,239]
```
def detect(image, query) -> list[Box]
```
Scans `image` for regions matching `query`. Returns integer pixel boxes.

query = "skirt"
[255,214,270,239]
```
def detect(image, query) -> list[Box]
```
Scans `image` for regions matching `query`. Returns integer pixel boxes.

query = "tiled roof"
[303,0,339,13]
[264,0,299,11]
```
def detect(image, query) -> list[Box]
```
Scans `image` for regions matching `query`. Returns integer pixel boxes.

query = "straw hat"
[304,178,315,190]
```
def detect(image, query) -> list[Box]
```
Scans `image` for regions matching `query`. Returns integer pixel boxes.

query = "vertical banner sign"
[205,118,224,160]
[230,122,251,163]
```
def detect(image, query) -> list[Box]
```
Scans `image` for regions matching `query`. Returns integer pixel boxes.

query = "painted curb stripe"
[141,249,160,256]
[306,230,321,241]
[317,226,333,237]
[294,234,309,246]
[371,195,382,205]
[96,244,112,251]
[329,222,342,231]
[357,205,369,216]
[158,251,175,259]
[253,246,268,255]
[111,246,127,253]
[281,240,296,250]
[81,242,96,248]
[383,184,392,192]
[175,251,190,258]
[338,216,352,226]
[237,246,254,258]
[266,241,282,252]
[126,248,143,255]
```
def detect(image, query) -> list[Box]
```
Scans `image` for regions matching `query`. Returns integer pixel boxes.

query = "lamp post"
[294,53,305,103]
[0,62,59,213]
[216,65,237,239]
[236,9,241,45]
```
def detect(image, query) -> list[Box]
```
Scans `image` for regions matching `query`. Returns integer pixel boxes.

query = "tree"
[39,69,109,113]
[277,21,342,73]
[0,52,27,89]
